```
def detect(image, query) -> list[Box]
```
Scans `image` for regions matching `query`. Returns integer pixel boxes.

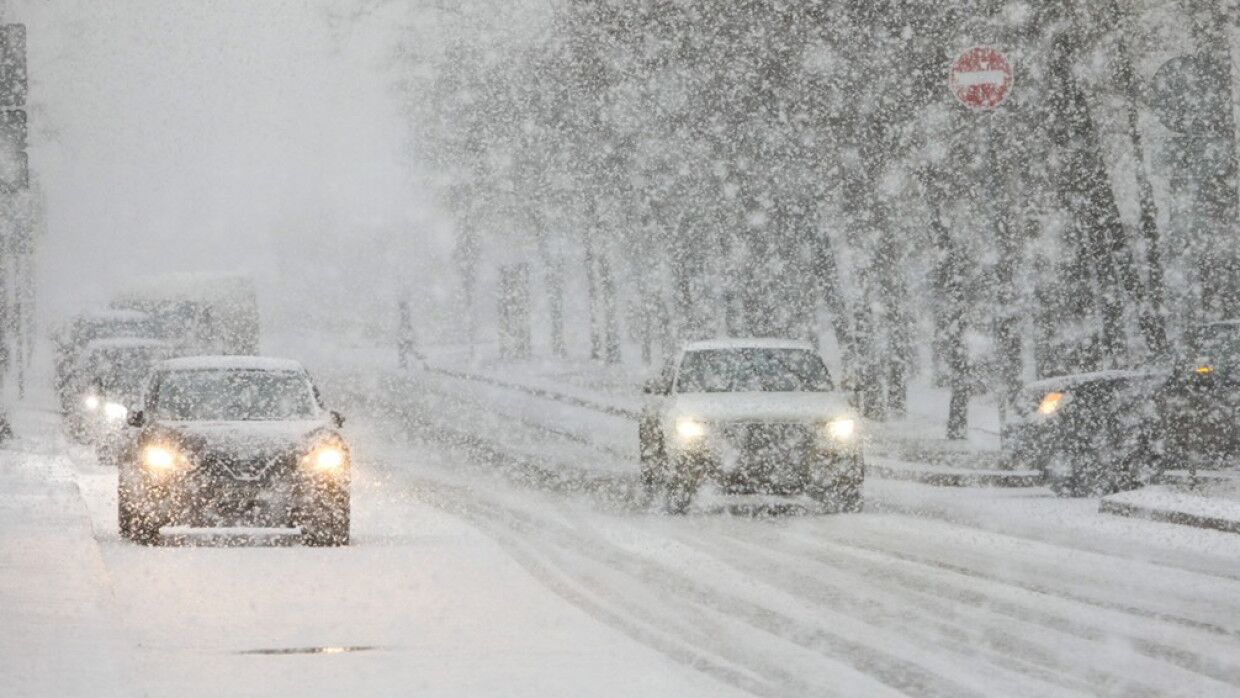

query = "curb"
[870,462,1042,488]
[1098,499,1240,535]
[427,367,641,420]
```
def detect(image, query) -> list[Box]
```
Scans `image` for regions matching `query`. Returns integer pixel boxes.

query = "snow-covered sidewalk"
[0,415,127,695]
[1100,483,1240,535]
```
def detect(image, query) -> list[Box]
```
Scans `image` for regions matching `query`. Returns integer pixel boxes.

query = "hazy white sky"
[15,0,416,321]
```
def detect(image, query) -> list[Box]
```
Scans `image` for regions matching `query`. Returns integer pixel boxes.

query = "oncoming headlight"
[142,445,187,472]
[675,418,707,442]
[304,444,348,472]
[83,395,101,411]
[1037,391,1066,416]
[826,418,856,441]
[103,402,128,421]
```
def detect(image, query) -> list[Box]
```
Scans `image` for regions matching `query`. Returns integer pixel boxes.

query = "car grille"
[717,422,816,453]
[199,452,292,482]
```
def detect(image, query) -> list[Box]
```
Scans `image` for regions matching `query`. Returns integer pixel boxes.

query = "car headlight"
[142,445,188,472]
[675,418,707,442]
[103,402,128,421]
[1037,391,1065,415]
[304,444,347,472]
[826,417,856,441]
[83,395,101,411]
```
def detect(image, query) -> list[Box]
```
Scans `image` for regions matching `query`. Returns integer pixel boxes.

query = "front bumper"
[121,464,347,528]
[667,422,863,495]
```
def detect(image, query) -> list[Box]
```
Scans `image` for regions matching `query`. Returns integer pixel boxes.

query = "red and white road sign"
[949,47,1012,110]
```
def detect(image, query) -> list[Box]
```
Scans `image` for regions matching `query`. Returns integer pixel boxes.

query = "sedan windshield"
[676,348,833,393]
[154,369,318,421]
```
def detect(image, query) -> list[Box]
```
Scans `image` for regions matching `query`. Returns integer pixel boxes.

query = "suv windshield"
[676,348,833,393]
[153,369,318,421]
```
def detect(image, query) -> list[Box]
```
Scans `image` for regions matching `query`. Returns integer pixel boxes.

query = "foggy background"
[18,0,433,338]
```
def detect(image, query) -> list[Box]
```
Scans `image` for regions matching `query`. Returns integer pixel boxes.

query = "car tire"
[638,422,666,502]
[119,492,162,545]
[810,484,863,513]
[663,477,695,515]
[839,490,864,513]
[1045,449,1109,497]
[299,495,350,547]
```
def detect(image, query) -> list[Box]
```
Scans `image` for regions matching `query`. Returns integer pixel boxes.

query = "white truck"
[110,273,260,356]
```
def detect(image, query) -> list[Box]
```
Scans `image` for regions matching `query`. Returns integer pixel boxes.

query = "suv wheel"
[638,421,666,502]
[298,492,350,547]
[663,473,696,515]
[119,498,163,545]
[810,484,863,513]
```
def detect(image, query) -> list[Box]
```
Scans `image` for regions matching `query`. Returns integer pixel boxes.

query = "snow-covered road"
[6,365,1240,696]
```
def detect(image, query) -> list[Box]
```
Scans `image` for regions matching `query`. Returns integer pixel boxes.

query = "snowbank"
[1100,485,1240,535]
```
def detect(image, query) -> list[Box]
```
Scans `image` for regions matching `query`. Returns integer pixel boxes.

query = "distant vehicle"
[62,337,174,445]
[1160,319,1240,466]
[53,309,156,403]
[1003,369,1168,497]
[639,338,863,513]
[111,272,260,356]
[117,356,349,546]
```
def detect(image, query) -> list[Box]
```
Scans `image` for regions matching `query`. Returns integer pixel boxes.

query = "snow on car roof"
[158,355,305,373]
[682,337,817,352]
[82,308,150,322]
[83,337,172,352]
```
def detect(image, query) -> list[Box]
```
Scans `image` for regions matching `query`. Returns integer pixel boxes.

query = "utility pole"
[0,19,26,399]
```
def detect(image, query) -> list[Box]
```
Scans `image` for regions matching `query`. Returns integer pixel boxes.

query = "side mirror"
[331,410,346,428]
[126,410,145,428]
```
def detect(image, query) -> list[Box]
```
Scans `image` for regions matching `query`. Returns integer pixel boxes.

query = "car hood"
[154,419,334,457]
[668,391,853,423]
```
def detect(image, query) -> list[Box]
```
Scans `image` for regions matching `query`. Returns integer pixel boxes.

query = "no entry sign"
[949,47,1012,110]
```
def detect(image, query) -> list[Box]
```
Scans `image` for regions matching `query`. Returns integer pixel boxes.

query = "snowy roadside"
[0,410,127,696]
[420,359,1031,487]
[280,333,1004,460]
[1100,483,1240,536]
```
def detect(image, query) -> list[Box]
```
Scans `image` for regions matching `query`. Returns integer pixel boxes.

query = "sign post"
[948,46,1019,425]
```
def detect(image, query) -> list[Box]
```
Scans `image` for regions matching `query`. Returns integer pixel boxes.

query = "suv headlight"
[303,443,348,472]
[83,395,101,411]
[675,418,707,442]
[104,402,128,421]
[142,444,189,472]
[826,418,856,442]
[1037,391,1067,416]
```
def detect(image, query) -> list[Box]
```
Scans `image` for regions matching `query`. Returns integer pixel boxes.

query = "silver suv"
[639,339,863,513]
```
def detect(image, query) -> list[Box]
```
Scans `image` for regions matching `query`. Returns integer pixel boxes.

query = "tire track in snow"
[660,527,1104,696]
[333,369,1240,694]
[696,523,1240,695]
[404,476,985,698]
[788,524,1240,641]
[406,478,821,698]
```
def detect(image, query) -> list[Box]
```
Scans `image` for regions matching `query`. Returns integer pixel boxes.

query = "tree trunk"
[923,174,970,440]
[1112,4,1169,358]
[1047,30,1130,368]
[811,225,854,372]
[583,219,601,361]
[598,248,621,364]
